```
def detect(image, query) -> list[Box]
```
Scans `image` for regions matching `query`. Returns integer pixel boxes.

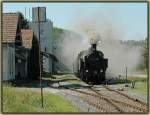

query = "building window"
[18,59,21,63]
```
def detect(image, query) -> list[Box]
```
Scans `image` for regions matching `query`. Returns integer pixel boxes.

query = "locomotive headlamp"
[86,70,88,72]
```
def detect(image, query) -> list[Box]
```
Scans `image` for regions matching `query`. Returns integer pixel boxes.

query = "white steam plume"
[57,10,142,78]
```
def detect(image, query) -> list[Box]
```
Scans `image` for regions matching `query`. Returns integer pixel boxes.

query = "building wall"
[2,44,15,81]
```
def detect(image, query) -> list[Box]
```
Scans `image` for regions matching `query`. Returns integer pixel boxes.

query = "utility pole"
[38,7,44,108]
[125,67,128,87]
[73,52,74,73]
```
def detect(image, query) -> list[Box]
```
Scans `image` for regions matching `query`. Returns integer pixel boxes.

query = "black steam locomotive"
[74,43,108,85]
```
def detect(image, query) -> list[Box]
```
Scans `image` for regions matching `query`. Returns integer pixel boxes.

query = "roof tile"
[2,13,19,43]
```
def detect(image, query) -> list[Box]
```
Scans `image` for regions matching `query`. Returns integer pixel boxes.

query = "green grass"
[43,74,148,96]
[2,85,79,113]
[116,76,147,96]
[66,79,84,84]
[128,81,147,96]
[45,74,148,96]
[116,76,147,84]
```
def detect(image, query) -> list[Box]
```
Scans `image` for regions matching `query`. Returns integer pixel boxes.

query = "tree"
[142,38,148,69]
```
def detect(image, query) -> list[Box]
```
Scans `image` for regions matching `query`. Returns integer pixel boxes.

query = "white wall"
[2,44,15,81]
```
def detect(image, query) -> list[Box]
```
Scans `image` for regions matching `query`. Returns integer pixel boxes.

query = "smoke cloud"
[57,9,143,78]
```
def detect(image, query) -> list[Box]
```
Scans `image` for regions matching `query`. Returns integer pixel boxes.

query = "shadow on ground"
[10,78,90,89]
[52,83,91,90]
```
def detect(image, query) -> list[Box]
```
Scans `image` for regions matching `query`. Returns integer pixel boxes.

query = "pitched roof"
[21,29,33,49]
[2,13,20,43]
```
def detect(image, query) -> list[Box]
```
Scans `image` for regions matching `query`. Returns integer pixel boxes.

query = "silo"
[31,7,53,73]
[32,7,46,22]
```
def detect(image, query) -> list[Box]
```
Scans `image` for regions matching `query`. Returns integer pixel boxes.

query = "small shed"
[21,29,34,79]
[15,29,33,79]
[2,13,19,81]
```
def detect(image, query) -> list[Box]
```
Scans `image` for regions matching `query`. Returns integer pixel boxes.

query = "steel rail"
[103,85,147,107]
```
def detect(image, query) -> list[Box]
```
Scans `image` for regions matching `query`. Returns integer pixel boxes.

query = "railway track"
[58,79,147,113]
[69,88,122,112]
[48,77,147,113]
[66,86,147,113]
[91,86,147,112]
[103,85,147,106]
[63,87,115,112]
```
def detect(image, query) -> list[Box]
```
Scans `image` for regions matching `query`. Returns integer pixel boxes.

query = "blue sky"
[3,2,147,40]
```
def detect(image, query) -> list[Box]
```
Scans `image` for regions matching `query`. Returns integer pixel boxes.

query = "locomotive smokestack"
[92,43,97,51]
[87,31,101,51]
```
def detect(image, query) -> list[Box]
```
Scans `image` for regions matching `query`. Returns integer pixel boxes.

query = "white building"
[30,7,53,73]
[2,13,19,81]
[2,13,33,81]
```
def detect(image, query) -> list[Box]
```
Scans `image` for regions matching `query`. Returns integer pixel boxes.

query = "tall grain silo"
[31,7,53,74]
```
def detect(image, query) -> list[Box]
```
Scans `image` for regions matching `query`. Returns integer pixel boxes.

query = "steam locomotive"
[74,43,108,85]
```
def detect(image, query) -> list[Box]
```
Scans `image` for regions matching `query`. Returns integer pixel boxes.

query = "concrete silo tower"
[31,7,53,73]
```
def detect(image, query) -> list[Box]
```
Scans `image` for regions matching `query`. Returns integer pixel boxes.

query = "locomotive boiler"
[74,43,108,85]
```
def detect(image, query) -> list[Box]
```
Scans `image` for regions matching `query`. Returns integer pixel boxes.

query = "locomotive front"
[74,33,108,85]
[84,43,108,84]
